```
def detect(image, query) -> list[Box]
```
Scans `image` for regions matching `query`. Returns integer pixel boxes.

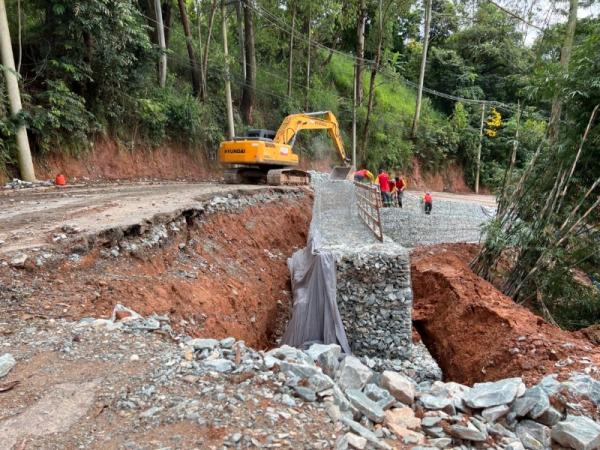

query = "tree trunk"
[475,104,485,194]
[177,0,203,97]
[236,0,246,81]
[547,0,578,142]
[240,0,256,124]
[411,0,432,137]
[0,0,35,181]
[202,0,218,94]
[163,1,172,49]
[361,0,385,160]
[154,0,167,87]
[195,0,206,97]
[355,0,367,105]
[304,10,311,111]
[287,6,296,97]
[221,0,235,139]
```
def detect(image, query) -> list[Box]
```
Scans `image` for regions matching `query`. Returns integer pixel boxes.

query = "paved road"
[0,182,290,255]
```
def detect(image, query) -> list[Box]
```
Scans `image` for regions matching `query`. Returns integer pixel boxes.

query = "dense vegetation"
[0,0,598,328]
[0,0,546,179]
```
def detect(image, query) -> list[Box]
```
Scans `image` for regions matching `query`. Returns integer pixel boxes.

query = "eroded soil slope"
[412,243,600,385]
[1,195,312,349]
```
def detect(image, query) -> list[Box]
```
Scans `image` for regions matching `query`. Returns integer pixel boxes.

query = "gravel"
[381,192,495,247]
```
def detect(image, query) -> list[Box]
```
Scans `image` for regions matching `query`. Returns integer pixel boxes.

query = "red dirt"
[33,139,216,183]
[406,158,488,194]
[1,196,312,349]
[411,243,600,385]
[0,138,341,185]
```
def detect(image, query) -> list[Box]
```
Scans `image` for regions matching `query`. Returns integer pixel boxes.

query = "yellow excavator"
[218,111,353,185]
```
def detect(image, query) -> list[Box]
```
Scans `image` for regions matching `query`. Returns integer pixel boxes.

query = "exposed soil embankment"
[1,194,312,349]
[411,244,600,385]
[1,138,337,184]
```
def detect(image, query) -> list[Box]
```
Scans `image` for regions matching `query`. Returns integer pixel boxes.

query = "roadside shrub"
[28,80,97,155]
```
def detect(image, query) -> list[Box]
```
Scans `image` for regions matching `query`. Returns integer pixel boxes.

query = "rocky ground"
[2,307,600,450]
[1,179,599,449]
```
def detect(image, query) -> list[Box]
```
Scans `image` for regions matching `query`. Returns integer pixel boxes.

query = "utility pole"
[222,0,235,139]
[475,104,485,195]
[154,0,167,87]
[411,0,432,138]
[0,0,35,181]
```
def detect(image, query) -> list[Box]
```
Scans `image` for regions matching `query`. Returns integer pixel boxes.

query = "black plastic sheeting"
[281,228,351,354]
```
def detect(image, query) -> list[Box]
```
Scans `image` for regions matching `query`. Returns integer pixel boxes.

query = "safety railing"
[354,181,384,242]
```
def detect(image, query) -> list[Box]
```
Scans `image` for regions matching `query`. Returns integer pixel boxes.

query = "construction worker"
[424,192,433,215]
[377,168,392,207]
[395,175,406,208]
[354,168,375,183]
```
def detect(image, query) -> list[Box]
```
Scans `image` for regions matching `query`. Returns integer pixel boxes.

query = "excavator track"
[267,169,310,186]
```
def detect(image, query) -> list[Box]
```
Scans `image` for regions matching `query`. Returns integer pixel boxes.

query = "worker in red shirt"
[424,192,433,215]
[354,168,375,183]
[395,175,406,208]
[377,168,391,207]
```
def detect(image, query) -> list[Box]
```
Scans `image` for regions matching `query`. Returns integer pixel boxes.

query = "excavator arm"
[273,111,349,164]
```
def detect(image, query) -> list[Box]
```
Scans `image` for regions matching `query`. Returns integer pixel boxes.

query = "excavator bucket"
[330,166,353,181]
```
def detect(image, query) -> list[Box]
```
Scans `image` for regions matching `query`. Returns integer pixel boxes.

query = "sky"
[502,0,600,45]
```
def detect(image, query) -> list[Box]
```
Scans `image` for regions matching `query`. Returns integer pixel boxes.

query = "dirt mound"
[411,243,600,385]
[1,196,312,349]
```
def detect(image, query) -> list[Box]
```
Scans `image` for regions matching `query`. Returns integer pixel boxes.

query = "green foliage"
[28,80,96,154]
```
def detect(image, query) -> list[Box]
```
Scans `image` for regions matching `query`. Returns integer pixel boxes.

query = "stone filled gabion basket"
[333,244,412,361]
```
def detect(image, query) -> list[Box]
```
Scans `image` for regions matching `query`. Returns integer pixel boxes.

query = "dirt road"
[0,182,296,255]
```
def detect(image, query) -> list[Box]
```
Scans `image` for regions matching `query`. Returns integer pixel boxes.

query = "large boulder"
[380,371,415,404]
[464,377,525,409]
[551,415,600,450]
[449,421,488,442]
[280,361,333,393]
[516,420,551,450]
[0,353,15,378]
[363,383,395,410]
[346,389,385,423]
[306,343,341,377]
[337,356,373,391]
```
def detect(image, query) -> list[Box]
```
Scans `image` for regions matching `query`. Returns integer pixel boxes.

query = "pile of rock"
[78,304,173,335]
[184,337,600,450]
[3,178,54,189]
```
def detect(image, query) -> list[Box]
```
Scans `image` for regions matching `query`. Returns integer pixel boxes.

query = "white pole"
[222,0,235,139]
[0,0,35,181]
[154,0,167,87]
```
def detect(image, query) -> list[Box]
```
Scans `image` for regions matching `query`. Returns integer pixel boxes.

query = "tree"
[154,0,167,87]
[355,0,367,106]
[287,2,296,97]
[411,0,432,137]
[177,0,202,97]
[240,0,256,124]
[361,0,398,158]
[547,0,578,141]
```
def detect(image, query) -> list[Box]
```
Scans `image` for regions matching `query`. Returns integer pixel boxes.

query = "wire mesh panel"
[354,182,384,242]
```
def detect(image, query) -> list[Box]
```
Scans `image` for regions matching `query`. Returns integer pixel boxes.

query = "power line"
[485,0,544,31]
[247,1,532,115]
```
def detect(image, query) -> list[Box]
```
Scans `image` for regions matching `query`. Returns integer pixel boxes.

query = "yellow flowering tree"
[485,107,502,137]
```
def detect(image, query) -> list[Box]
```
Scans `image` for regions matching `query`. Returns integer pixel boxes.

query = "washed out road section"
[0,182,299,255]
